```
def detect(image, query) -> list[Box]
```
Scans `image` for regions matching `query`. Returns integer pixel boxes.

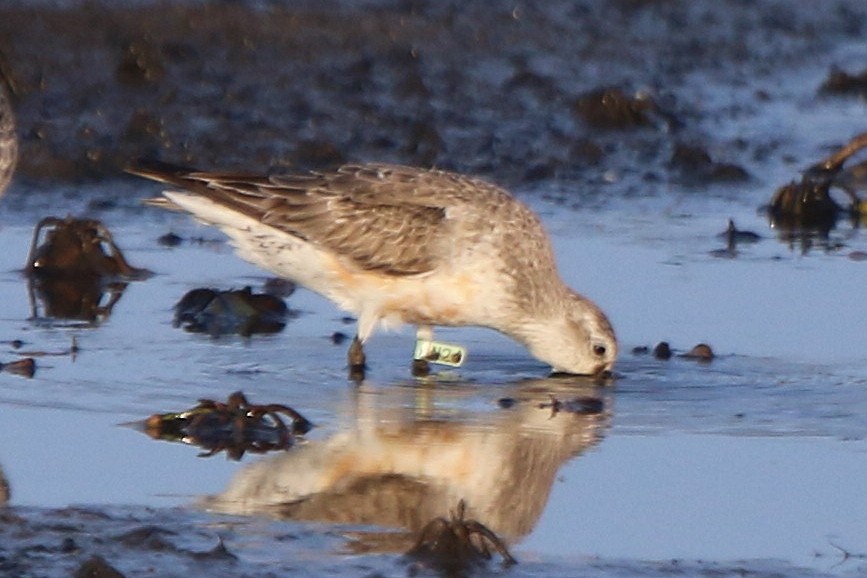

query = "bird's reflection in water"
[202,376,611,553]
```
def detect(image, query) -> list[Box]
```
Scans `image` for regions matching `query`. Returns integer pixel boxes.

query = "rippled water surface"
[2,188,866,577]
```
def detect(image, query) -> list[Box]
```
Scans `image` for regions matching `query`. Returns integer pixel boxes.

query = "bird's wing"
[129,162,501,275]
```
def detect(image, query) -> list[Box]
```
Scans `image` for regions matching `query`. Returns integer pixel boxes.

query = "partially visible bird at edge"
[0,50,19,198]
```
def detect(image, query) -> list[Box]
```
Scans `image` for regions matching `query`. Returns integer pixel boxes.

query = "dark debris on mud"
[173,286,290,337]
[1,505,858,578]
[141,390,312,460]
[24,216,151,327]
[767,131,867,235]
[0,0,864,197]
[1,1,867,577]
[0,506,262,578]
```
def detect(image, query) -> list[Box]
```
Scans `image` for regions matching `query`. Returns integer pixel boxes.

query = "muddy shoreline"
[1,0,865,190]
[2,1,867,577]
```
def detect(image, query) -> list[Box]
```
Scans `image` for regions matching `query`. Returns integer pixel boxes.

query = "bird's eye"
[593,344,607,357]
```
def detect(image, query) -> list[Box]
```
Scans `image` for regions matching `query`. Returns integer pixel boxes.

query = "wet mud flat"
[1,0,867,577]
[0,0,866,190]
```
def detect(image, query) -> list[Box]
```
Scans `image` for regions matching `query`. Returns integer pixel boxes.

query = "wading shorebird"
[129,162,617,379]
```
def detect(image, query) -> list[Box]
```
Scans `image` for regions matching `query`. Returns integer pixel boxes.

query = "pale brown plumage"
[136,163,522,274]
[129,161,617,376]
[0,53,18,197]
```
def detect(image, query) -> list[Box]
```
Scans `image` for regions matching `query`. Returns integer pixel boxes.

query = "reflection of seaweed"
[813,540,867,570]
[710,219,762,258]
[143,391,312,460]
[828,541,867,566]
[28,274,129,325]
[406,500,516,576]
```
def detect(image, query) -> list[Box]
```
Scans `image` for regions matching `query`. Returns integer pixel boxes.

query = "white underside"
[165,191,509,342]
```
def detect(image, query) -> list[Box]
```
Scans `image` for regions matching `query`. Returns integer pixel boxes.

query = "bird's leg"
[411,358,430,376]
[411,325,433,376]
[348,336,366,381]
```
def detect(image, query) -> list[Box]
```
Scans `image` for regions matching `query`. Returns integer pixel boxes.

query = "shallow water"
[2,1,867,576]
[1,188,866,577]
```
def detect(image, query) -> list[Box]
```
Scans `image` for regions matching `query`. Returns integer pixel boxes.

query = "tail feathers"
[126,158,199,185]
[162,190,265,231]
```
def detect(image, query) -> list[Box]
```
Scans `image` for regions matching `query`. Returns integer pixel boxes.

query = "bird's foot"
[348,337,366,381]
[411,358,431,377]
